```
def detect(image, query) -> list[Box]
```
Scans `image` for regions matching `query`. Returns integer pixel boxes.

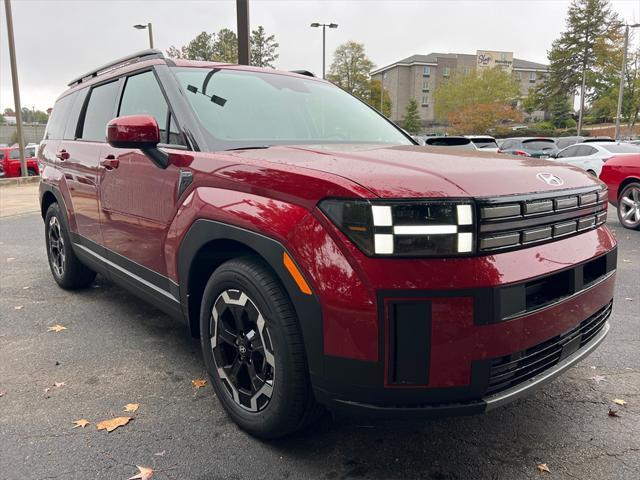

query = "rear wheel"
[617,182,640,230]
[27,168,37,177]
[45,203,96,289]
[586,169,597,176]
[199,257,320,438]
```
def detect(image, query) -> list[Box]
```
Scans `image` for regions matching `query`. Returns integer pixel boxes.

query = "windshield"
[470,138,498,149]
[601,143,640,153]
[172,67,411,150]
[522,139,556,150]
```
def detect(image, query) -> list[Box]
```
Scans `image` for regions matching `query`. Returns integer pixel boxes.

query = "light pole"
[4,0,27,177]
[133,23,154,49]
[615,23,640,141]
[310,22,338,79]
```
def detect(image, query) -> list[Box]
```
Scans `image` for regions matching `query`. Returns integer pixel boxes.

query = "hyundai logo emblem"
[536,172,564,186]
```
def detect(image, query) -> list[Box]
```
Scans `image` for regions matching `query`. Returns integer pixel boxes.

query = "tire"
[199,257,320,439]
[617,182,640,230]
[586,170,597,176]
[27,168,37,177]
[44,203,96,289]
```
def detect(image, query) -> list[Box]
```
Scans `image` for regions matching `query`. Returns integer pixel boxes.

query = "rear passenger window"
[63,89,89,140]
[119,71,170,144]
[45,93,75,140]
[80,81,119,142]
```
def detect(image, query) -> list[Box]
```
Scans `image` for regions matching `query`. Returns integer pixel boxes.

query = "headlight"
[319,199,475,257]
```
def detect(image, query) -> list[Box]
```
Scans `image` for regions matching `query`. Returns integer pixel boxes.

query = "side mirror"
[106,115,168,169]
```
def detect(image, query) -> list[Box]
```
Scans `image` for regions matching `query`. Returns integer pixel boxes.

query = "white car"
[552,142,640,176]
[466,135,500,153]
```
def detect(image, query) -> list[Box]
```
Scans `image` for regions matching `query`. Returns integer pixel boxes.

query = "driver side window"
[558,146,579,158]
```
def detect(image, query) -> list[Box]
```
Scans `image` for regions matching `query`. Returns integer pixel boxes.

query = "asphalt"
[0,206,638,480]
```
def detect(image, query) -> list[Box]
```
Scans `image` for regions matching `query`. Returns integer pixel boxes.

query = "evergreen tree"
[250,26,279,68]
[550,96,573,128]
[213,28,238,63]
[401,99,422,134]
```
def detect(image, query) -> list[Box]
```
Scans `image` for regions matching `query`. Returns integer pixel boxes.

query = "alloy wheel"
[210,289,275,412]
[48,216,65,277]
[619,185,640,228]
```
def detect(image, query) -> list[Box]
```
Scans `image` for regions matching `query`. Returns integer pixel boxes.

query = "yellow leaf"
[14,305,23,310]
[72,419,90,429]
[537,463,550,473]
[48,324,67,333]
[124,403,139,413]
[613,398,627,406]
[53,382,65,388]
[192,379,207,389]
[128,465,154,480]
[95,416,132,432]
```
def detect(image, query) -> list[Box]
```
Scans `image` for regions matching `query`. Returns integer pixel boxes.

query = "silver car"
[552,142,640,176]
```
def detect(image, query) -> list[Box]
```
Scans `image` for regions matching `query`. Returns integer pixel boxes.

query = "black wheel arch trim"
[177,218,324,379]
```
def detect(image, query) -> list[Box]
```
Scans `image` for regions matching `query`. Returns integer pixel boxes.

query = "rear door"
[98,69,187,282]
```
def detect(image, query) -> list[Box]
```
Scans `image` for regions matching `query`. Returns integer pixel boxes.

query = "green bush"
[535,121,555,130]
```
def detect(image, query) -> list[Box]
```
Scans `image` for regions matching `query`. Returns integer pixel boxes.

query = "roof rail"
[290,70,315,77]
[67,49,165,87]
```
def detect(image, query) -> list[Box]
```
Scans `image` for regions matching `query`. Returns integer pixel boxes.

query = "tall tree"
[544,0,623,133]
[401,99,422,134]
[366,79,392,117]
[167,31,215,60]
[250,26,279,68]
[327,41,375,99]
[213,28,238,63]
[433,67,520,123]
[449,104,523,134]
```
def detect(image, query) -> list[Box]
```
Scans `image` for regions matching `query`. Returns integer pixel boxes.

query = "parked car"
[39,50,617,439]
[498,137,558,158]
[0,146,39,178]
[466,135,500,153]
[552,142,640,177]
[424,136,476,149]
[599,153,640,230]
[555,136,614,150]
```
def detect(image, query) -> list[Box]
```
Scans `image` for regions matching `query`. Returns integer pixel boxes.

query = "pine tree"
[401,99,422,134]
[550,96,573,128]
[250,26,279,68]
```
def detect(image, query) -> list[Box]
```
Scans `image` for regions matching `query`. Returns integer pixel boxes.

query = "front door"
[98,69,187,281]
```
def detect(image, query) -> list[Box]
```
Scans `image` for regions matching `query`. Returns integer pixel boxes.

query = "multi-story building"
[370,51,549,127]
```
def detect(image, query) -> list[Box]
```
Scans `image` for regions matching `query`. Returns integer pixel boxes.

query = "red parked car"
[0,147,39,178]
[39,50,617,438]
[599,154,640,230]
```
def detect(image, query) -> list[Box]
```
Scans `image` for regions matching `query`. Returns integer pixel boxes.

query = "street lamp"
[615,23,640,141]
[133,23,154,49]
[310,22,338,79]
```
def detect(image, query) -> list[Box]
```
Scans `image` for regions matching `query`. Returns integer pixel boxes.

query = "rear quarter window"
[45,93,76,140]
[80,80,120,142]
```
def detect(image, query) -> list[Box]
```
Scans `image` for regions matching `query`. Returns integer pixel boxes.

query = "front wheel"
[199,257,320,438]
[617,182,640,230]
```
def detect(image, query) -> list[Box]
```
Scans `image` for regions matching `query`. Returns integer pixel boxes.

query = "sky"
[1,0,639,112]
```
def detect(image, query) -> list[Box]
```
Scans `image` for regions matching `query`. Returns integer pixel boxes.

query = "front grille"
[486,301,612,395]
[477,187,607,253]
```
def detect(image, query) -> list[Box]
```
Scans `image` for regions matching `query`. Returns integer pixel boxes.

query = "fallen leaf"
[23,286,30,290]
[6,257,15,262]
[129,465,154,480]
[53,382,65,388]
[154,450,166,457]
[192,379,207,389]
[96,416,132,432]
[537,463,550,474]
[44,387,51,393]
[613,398,627,406]
[624,298,633,302]
[124,403,139,413]
[72,419,90,429]
[14,305,23,310]
[590,366,597,369]
[608,408,620,417]
[0,391,5,397]
[622,259,631,263]
[591,374,606,384]
[47,324,67,333]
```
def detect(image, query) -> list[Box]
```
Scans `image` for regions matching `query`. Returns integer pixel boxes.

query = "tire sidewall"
[617,182,640,230]
[45,203,68,284]
[199,261,301,436]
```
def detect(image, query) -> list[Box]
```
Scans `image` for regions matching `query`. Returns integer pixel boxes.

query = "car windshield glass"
[601,144,640,153]
[470,138,498,148]
[9,149,20,159]
[172,67,411,149]
[522,139,555,150]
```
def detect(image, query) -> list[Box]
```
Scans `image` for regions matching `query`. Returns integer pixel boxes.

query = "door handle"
[56,150,69,161]
[100,155,119,170]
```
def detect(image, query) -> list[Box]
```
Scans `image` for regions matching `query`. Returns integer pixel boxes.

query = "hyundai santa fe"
[39,50,617,438]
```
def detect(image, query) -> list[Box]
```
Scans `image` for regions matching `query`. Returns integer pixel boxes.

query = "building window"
[423,66,431,77]
[422,80,429,92]
[421,95,429,107]
[529,72,536,83]
[514,71,521,81]
[443,67,450,78]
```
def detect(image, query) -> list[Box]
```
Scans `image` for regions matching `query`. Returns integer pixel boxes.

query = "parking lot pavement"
[0,181,39,218]
[0,207,638,480]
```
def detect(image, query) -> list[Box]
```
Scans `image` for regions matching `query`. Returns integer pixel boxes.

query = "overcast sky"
[1,0,639,112]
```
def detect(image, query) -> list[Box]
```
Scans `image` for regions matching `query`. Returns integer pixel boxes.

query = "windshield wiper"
[225,146,272,151]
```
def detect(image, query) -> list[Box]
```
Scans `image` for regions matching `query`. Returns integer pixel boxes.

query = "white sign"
[476,50,513,72]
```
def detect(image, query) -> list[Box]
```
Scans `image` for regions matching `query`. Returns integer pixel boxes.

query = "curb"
[0,176,41,186]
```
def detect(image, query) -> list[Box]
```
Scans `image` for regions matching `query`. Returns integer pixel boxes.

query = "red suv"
[0,147,39,178]
[39,50,617,438]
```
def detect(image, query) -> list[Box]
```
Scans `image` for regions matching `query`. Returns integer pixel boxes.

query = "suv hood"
[231,144,600,198]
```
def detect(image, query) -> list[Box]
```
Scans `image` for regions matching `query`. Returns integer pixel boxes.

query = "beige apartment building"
[370,51,549,127]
